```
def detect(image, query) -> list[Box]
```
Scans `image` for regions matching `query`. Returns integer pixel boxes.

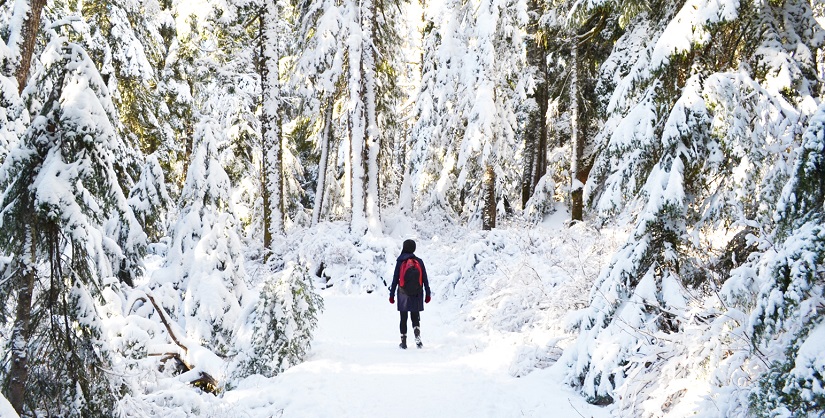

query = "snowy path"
[226,294,609,418]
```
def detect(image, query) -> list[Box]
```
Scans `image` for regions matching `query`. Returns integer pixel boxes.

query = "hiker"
[389,239,431,349]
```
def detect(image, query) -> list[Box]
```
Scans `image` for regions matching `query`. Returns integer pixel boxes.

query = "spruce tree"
[0,33,144,416]
[233,262,323,378]
[410,0,527,228]
[152,118,248,357]
[566,0,824,411]
[737,104,825,417]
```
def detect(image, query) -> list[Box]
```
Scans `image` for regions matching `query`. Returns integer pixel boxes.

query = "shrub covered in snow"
[233,261,324,378]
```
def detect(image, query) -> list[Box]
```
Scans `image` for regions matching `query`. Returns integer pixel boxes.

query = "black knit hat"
[402,239,416,254]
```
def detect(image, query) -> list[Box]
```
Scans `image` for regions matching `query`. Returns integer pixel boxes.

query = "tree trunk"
[348,6,367,235]
[312,96,333,226]
[261,3,283,249]
[482,164,496,231]
[8,230,35,414]
[521,0,548,209]
[14,0,47,94]
[570,41,584,223]
[522,134,536,208]
[363,0,381,234]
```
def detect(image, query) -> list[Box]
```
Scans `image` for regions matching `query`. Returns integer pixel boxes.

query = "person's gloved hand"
[389,296,395,304]
[425,295,431,303]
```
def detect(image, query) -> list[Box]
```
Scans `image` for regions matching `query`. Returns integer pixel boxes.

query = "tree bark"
[15,0,47,94]
[143,293,219,394]
[363,0,381,234]
[521,0,548,209]
[261,3,284,249]
[570,41,584,222]
[312,96,333,226]
[348,5,368,235]
[8,230,36,415]
[482,164,496,231]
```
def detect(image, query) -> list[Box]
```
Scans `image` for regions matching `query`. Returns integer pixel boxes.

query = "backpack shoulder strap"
[399,258,410,286]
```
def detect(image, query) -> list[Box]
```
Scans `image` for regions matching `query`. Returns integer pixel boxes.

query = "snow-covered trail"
[226,294,610,418]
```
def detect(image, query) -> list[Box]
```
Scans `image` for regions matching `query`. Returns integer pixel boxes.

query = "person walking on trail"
[389,239,431,349]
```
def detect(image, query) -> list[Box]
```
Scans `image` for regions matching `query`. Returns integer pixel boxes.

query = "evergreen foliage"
[565,0,824,413]
[151,118,247,356]
[0,0,823,415]
[410,0,528,226]
[730,104,825,417]
[234,261,323,378]
[0,33,143,415]
[128,154,174,242]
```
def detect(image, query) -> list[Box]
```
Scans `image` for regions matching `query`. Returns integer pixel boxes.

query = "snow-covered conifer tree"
[342,0,381,235]
[567,0,824,412]
[0,49,26,158]
[291,0,345,224]
[128,154,174,242]
[81,0,167,157]
[292,0,407,231]
[152,118,248,357]
[5,0,47,93]
[410,0,527,228]
[234,262,323,378]
[721,104,825,417]
[409,0,466,216]
[0,32,145,415]
[520,0,549,209]
[260,0,285,244]
[154,1,198,192]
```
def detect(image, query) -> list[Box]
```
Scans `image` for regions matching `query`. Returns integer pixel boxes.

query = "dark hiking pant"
[400,311,420,335]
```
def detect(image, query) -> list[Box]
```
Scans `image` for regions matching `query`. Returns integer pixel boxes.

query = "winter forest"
[0,0,824,416]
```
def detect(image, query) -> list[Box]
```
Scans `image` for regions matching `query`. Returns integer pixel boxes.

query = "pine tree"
[566,0,824,410]
[0,33,144,416]
[128,154,174,242]
[234,262,323,378]
[411,0,527,228]
[734,104,825,417]
[153,118,248,357]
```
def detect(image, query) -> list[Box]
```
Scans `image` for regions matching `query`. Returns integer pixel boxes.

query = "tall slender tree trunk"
[348,5,368,235]
[312,96,333,226]
[362,0,380,235]
[261,1,284,249]
[181,83,195,186]
[521,0,548,209]
[570,41,584,222]
[482,164,496,230]
[8,229,35,414]
[14,0,47,94]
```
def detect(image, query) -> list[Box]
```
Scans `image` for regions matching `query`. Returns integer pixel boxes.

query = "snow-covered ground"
[225,294,610,418]
[95,209,623,417]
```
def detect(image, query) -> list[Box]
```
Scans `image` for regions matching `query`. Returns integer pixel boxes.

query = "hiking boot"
[399,335,407,349]
[414,327,423,348]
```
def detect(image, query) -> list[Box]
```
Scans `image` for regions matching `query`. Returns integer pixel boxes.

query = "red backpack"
[399,258,423,296]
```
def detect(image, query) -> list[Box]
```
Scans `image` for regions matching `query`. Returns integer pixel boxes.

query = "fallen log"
[141,293,220,394]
